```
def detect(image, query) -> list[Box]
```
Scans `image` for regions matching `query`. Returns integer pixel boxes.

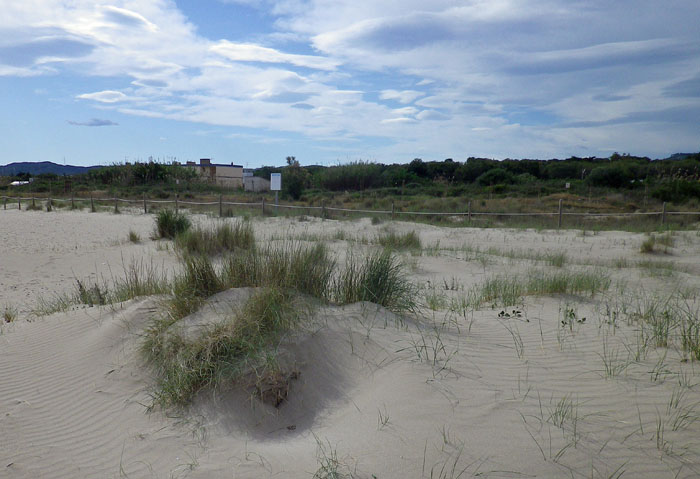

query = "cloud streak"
[67,118,119,127]
[1,0,699,162]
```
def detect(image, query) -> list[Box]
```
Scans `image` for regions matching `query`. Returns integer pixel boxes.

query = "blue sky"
[1,1,699,168]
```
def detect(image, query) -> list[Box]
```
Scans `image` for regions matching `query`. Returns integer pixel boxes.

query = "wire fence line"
[2,194,699,227]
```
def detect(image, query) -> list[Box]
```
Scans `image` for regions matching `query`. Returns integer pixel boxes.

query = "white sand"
[2,208,700,478]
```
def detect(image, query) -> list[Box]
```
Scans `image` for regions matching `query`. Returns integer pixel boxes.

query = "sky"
[1,1,699,168]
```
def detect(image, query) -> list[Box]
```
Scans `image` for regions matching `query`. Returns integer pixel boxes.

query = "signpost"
[270,173,281,208]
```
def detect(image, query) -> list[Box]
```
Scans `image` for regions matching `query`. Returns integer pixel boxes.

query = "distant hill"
[662,153,696,161]
[0,161,98,176]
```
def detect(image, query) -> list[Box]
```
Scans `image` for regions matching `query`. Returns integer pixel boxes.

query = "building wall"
[186,163,243,188]
[244,176,270,192]
[212,165,243,188]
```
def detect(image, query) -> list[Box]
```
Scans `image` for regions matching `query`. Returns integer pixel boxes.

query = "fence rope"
[1,195,699,219]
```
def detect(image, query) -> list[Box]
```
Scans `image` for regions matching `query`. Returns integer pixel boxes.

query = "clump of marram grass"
[376,230,421,250]
[680,302,700,361]
[168,254,223,320]
[144,286,303,407]
[110,258,170,302]
[175,220,254,256]
[142,241,417,408]
[33,259,170,315]
[154,209,191,239]
[3,304,18,323]
[128,229,141,243]
[640,232,674,254]
[526,269,611,297]
[479,276,525,307]
[222,242,335,299]
[333,249,416,312]
[472,269,611,307]
[546,252,567,267]
[640,235,656,253]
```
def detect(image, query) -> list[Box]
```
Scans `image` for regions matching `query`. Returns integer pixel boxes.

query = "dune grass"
[175,220,254,255]
[144,286,303,407]
[143,242,416,407]
[33,259,170,315]
[167,254,223,320]
[222,242,336,299]
[376,230,421,250]
[2,304,17,323]
[333,249,416,312]
[128,230,141,243]
[465,268,611,308]
[154,209,191,239]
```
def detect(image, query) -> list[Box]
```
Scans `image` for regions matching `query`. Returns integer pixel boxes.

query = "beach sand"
[2,208,700,478]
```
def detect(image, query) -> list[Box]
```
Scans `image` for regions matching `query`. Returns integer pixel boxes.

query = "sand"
[2,208,700,478]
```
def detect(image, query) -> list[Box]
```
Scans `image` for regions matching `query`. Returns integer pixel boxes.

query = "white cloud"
[211,41,339,70]
[380,89,424,104]
[1,0,699,161]
[77,90,128,103]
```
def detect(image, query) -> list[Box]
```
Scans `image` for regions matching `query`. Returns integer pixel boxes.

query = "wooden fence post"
[175,194,179,214]
[47,196,52,212]
[262,197,265,216]
[90,195,95,212]
[321,201,326,220]
[3,196,6,210]
[143,194,147,214]
[71,194,75,210]
[18,196,21,210]
[219,195,223,217]
[32,196,36,209]
[662,202,667,225]
[468,201,472,222]
[391,201,395,220]
[114,197,118,213]
[558,199,563,229]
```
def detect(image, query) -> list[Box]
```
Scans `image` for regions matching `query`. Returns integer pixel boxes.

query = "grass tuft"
[376,230,421,250]
[154,209,191,239]
[144,287,302,407]
[3,304,18,323]
[222,242,335,299]
[175,220,254,255]
[128,230,141,243]
[333,249,416,312]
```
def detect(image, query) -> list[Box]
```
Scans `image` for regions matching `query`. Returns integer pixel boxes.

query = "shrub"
[476,168,515,186]
[154,209,191,239]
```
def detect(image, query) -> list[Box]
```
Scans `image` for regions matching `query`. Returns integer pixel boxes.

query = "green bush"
[476,168,516,186]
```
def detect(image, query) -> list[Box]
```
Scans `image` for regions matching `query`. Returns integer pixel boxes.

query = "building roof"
[186,163,243,168]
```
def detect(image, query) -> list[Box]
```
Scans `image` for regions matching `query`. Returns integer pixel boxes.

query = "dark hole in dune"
[254,369,300,408]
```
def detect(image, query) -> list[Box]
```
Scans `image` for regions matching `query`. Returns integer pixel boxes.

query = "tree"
[283,156,308,200]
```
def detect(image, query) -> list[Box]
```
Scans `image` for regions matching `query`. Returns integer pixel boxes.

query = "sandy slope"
[2,209,700,478]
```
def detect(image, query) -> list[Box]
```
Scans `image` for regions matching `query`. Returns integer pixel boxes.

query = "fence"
[2,194,699,228]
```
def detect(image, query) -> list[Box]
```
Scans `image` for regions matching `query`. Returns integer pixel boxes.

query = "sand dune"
[2,209,700,478]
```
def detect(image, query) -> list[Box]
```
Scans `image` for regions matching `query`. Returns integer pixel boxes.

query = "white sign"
[565,182,570,189]
[270,173,281,191]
